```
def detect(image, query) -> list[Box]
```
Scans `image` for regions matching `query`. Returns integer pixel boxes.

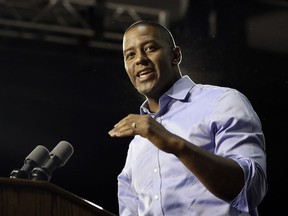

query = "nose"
[135,51,149,65]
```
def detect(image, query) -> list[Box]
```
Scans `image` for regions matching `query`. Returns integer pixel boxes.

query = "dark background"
[0,0,287,215]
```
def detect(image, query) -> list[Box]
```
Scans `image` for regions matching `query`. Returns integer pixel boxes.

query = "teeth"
[139,71,149,76]
[137,69,152,78]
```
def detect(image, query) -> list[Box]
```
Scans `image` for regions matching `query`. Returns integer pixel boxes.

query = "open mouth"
[138,70,151,77]
[136,68,154,79]
[137,69,154,81]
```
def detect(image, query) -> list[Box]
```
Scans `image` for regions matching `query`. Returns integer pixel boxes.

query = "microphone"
[10,145,50,179]
[31,140,74,181]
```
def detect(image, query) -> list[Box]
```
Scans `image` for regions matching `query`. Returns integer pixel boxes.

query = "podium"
[0,177,117,216]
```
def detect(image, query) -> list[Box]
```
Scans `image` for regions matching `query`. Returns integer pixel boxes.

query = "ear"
[171,46,182,65]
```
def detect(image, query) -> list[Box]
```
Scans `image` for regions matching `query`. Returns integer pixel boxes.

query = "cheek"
[124,63,131,75]
[124,61,129,72]
[154,53,171,69]
[127,72,134,83]
[156,59,170,73]
[125,64,135,82]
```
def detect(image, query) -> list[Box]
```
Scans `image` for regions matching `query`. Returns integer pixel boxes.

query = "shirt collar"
[140,75,195,114]
[165,75,195,100]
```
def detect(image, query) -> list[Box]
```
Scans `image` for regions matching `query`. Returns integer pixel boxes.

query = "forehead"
[123,25,164,49]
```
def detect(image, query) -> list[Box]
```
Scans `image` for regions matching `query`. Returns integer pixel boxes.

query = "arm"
[108,90,267,207]
[109,114,243,201]
[118,168,139,216]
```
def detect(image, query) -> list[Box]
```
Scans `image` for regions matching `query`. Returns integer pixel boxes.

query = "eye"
[125,51,135,60]
[144,45,156,52]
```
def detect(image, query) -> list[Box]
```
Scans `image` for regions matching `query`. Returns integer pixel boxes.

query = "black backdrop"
[0,1,287,215]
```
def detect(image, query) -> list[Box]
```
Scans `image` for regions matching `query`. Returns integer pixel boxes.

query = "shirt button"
[154,194,159,200]
[153,168,158,173]
[155,117,161,122]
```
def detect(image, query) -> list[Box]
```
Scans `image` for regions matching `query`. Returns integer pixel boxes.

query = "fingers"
[108,115,137,137]
[108,125,135,137]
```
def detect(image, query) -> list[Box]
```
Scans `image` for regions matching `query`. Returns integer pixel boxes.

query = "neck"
[145,71,182,113]
[146,98,160,113]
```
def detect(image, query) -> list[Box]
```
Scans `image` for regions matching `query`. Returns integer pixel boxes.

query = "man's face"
[123,25,175,99]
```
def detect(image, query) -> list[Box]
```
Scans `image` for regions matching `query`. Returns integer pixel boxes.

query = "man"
[108,20,267,216]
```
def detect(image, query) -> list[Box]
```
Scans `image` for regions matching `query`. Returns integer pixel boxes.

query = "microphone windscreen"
[26,145,49,166]
[50,141,74,166]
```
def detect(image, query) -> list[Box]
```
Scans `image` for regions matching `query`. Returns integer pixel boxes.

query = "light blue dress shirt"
[118,75,267,216]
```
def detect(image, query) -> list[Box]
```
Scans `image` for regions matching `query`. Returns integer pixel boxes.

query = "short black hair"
[124,20,176,48]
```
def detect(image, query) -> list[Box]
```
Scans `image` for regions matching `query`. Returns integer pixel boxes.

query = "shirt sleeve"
[117,144,139,216]
[212,89,268,212]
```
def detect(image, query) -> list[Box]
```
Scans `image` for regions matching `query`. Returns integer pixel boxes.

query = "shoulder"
[192,83,243,99]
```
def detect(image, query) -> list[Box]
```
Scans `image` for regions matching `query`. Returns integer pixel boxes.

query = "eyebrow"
[123,48,132,55]
[123,39,159,52]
